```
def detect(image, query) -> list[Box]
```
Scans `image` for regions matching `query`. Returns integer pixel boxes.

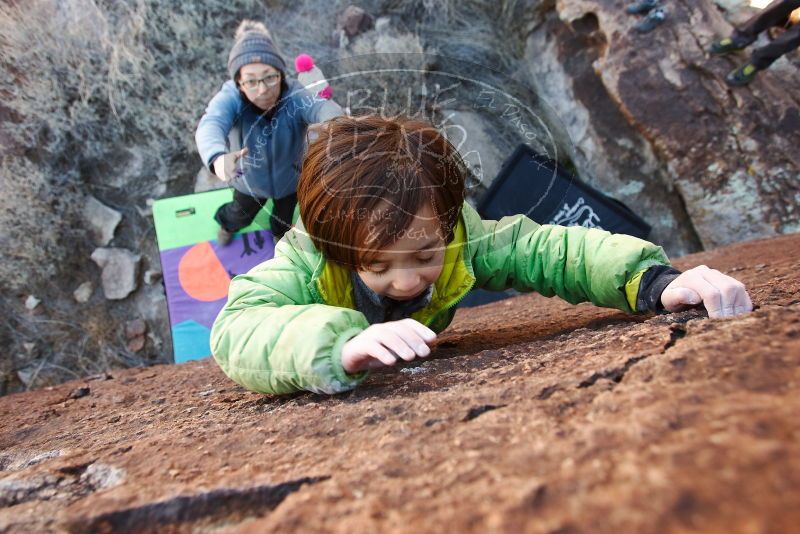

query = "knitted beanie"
[227,20,286,80]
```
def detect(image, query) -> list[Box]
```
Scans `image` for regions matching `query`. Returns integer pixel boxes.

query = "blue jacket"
[195,79,343,199]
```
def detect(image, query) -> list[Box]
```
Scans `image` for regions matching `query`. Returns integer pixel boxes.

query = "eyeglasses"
[239,73,281,91]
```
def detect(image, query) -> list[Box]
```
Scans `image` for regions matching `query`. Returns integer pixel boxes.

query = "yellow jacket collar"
[314,219,475,324]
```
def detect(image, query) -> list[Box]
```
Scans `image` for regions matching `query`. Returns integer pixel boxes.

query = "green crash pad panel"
[153,189,292,363]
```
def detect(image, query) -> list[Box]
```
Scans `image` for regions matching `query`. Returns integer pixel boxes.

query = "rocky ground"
[1,233,798,533]
[3,0,798,394]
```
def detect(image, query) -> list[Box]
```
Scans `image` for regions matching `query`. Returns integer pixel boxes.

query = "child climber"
[195,20,343,246]
[210,115,752,395]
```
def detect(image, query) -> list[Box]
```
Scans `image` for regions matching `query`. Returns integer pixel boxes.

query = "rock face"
[1,233,798,532]
[4,0,798,397]
[523,0,800,253]
[442,110,506,192]
[90,248,141,300]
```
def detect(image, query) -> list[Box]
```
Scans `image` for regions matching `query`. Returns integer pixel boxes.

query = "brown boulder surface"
[1,233,799,533]
[524,0,800,253]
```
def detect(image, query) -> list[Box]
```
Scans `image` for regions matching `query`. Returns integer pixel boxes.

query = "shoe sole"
[725,76,755,87]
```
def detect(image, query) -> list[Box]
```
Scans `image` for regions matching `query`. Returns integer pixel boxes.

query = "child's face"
[238,63,282,111]
[357,203,446,300]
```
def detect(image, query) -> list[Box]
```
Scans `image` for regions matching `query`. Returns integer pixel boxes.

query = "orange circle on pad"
[178,242,231,302]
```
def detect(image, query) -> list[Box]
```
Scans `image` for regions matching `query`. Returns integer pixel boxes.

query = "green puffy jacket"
[210,203,670,395]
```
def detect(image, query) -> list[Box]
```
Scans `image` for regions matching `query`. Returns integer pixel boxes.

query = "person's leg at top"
[712,0,800,53]
[269,192,298,243]
[727,22,800,84]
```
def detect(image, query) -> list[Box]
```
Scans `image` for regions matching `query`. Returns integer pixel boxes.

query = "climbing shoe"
[217,227,233,246]
[634,7,667,33]
[710,37,750,55]
[626,0,659,15]
[725,63,758,86]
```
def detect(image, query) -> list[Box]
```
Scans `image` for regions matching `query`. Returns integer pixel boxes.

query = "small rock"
[68,387,90,400]
[127,335,146,353]
[16,366,37,388]
[91,248,141,300]
[143,270,162,285]
[337,5,374,38]
[375,16,390,33]
[79,463,124,490]
[73,281,94,303]
[24,295,41,310]
[146,332,163,351]
[125,319,147,339]
[84,196,122,246]
[332,29,349,48]
[197,389,216,397]
[741,138,759,153]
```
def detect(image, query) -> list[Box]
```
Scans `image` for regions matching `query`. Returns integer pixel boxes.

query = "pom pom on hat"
[295,53,315,73]
[295,53,332,99]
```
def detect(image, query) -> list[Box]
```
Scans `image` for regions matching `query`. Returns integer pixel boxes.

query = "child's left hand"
[660,265,752,318]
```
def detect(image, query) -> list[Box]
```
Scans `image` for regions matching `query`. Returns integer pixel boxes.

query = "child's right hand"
[341,319,437,374]
[212,147,249,182]
[661,265,752,318]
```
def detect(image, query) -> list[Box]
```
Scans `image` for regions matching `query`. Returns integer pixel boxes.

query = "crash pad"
[153,189,282,363]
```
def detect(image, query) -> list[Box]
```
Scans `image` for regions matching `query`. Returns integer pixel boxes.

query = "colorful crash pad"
[153,189,290,363]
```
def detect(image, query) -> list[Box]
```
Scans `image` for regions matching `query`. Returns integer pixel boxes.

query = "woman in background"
[195,20,343,245]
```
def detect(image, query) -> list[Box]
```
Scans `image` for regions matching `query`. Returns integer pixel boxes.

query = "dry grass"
[0,0,264,393]
[0,0,553,394]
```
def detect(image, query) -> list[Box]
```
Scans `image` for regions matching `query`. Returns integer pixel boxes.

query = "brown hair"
[297,115,467,269]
